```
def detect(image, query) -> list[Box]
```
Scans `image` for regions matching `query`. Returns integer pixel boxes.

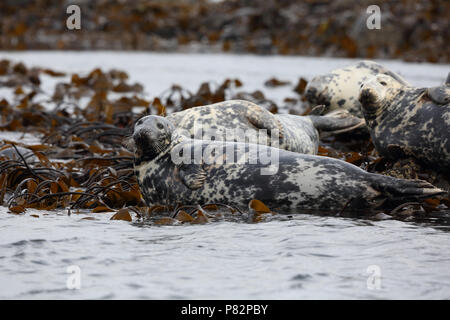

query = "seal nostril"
[359,89,372,102]
[380,81,387,86]
[133,133,140,143]
[133,129,147,144]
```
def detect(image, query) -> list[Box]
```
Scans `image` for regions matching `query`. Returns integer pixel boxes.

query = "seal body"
[166,100,363,155]
[359,74,450,171]
[132,115,443,213]
[305,60,410,117]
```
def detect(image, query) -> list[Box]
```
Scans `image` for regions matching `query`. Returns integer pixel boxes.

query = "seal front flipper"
[426,86,450,105]
[245,104,285,141]
[178,164,207,190]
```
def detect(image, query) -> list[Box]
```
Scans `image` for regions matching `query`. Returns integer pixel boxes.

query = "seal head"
[132,115,175,163]
[359,74,405,124]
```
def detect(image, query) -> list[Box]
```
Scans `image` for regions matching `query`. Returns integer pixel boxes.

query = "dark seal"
[131,115,443,213]
[359,74,450,171]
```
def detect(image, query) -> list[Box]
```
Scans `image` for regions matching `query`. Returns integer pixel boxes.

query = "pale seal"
[305,60,410,117]
[165,100,364,155]
[359,74,450,171]
[131,115,443,213]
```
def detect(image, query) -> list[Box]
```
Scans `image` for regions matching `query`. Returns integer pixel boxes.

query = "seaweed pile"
[0,58,449,225]
[1,0,448,63]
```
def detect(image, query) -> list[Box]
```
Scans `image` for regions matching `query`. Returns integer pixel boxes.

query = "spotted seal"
[305,60,410,117]
[130,115,443,213]
[359,74,450,171]
[165,100,364,155]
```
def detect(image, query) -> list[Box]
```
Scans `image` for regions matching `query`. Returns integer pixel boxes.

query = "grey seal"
[305,60,410,117]
[130,115,443,213]
[359,74,450,171]
[165,100,364,155]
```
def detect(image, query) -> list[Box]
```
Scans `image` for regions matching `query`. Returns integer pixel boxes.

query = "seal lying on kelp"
[165,100,364,155]
[305,60,410,117]
[130,115,444,213]
[359,74,450,171]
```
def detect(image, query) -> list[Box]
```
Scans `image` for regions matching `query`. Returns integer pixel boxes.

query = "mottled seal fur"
[305,60,410,117]
[131,115,443,213]
[165,100,364,154]
[359,74,450,171]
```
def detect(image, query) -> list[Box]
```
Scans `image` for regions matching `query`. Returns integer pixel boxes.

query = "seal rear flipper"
[309,109,366,134]
[179,164,207,190]
[369,175,445,206]
[426,86,450,105]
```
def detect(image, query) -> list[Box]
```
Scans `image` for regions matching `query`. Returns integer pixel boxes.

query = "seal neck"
[362,103,386,128]
[133,147,160,166]
[363,87,409,128]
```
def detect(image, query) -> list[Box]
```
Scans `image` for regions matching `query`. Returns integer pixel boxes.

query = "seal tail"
[370,175,446,205]
[309,109,365,134]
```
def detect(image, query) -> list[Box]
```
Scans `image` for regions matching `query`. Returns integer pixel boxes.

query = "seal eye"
[157,123,164,130]
[380,81,387,86]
